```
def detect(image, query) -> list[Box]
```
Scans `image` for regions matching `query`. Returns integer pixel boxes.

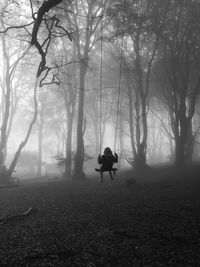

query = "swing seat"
[95,168,117,172]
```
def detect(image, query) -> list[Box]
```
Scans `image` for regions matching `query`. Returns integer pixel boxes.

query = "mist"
[1,1,200,266]
[0,0,200,182]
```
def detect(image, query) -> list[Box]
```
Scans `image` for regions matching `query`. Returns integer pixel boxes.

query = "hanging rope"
[99,0,126,154]
[114,0,126,152]
[99,1,103,154]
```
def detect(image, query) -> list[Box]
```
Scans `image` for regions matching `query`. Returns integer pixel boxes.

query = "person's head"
[104,147,113,156]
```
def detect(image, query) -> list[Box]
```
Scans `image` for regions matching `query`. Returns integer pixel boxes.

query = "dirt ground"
[0,166,200,266]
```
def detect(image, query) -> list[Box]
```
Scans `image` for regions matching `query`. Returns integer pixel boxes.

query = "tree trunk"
[8,78,38,175]
[0,28,30,176]
[37,92,44,177]
[95,125,100,156]
[185,121,194,163]
[127,82,136,158]
[118,103,123,169]
[0,38,11,170]
[135,143,146,170]
[174,136,185,166]
[134,92,147,169]
[74,61,87,180]
[141,97,148,157]
[37,120,43,177]
[64,112,73,179]
[174,124,187,167]
[38,126,42,176]
[174,117,188,166]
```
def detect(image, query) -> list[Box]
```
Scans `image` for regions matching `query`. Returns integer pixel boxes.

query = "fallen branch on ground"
[25,249,75,260]
[0,207,37,225]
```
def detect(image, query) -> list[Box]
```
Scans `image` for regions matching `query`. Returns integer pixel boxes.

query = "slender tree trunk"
[64,112,73,179]
[38,127,42,176]
[37,90,44,176]
[174,136,185,166]
[118,101,123,169]
[95,123,100,156]
[74,61,87,179]
[134,92,147,169]
[127,82,136,158]
[173,104,189,166]
[8,78,38,175]
[174,122,187,166]
[139,96,148,167]
[185,121,194,163]
[0,37,11,170]
[37,118,43,176]
[89,106,99,156]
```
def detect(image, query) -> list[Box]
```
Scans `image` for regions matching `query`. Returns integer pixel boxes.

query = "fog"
[0,0,200,183]
[1,2,200,266]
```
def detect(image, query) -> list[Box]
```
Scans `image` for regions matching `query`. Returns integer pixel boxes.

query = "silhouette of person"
[98,147,118,182]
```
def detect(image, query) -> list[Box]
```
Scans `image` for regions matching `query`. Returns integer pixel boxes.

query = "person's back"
[98,147,118,182]
[99,153,117,171]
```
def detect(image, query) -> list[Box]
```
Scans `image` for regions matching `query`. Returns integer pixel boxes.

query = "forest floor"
[0,165,200,266]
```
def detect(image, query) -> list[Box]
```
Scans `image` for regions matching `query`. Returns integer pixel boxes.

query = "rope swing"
[99,1,103,154]
[99,0,126,154]
[114,0,126,153]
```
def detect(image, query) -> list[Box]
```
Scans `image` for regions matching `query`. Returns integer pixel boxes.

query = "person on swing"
[98,147,118,182]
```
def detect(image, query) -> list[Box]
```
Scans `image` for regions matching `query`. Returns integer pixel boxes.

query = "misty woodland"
[1,1,200,266]
[0,0,200,181]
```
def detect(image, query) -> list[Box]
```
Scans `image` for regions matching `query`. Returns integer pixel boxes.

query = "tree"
[64,0,107,179]
[0,0,31,174]
[107,0,162,169]
[0,0,69,181]
[56,45,77,179]
[153,0,200,166]
[37,87,46,176]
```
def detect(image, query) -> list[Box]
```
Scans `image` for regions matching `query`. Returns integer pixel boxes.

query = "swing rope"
[99,0,126,154]
[99,3,103,154]
[114,0,126,152]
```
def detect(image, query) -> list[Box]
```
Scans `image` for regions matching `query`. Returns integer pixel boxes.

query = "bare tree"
[108,0,164,169]
[63,0,107,179]
[154,0,200,166]
[0,0,69,181]
[0,3,31,172]
[56,45,77,179]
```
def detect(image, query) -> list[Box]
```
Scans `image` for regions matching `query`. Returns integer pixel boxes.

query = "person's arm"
[114,153,118,163]
[98,154,102,164]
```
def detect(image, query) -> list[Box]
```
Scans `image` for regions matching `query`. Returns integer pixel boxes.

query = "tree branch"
[30,0,65,77]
